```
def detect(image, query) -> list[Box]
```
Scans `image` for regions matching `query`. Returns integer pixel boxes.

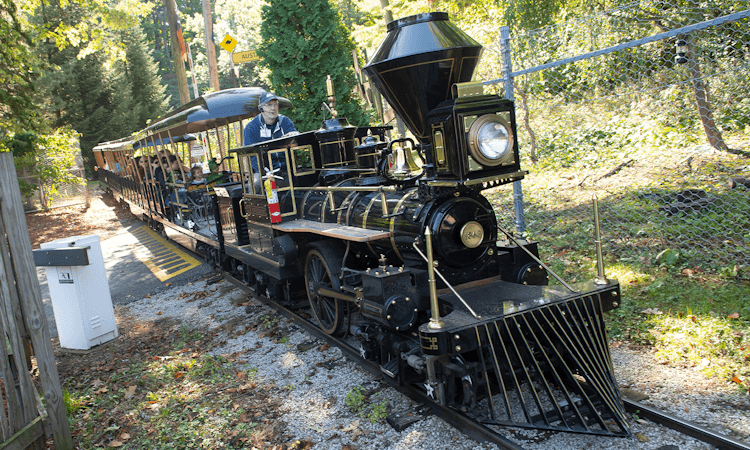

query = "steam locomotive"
[95,12,630,438]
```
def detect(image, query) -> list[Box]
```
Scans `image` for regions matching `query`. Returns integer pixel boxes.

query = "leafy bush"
[5,127,83,210]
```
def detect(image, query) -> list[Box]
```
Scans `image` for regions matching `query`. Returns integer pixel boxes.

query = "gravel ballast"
[120,277,750,450]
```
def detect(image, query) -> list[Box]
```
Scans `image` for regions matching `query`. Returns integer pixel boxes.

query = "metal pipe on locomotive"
[96,12,631,439]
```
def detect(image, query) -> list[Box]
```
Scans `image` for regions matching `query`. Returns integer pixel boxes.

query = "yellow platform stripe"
[130,225,201,281]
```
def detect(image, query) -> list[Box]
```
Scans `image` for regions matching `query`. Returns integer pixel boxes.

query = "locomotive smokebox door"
[360,266,421,331]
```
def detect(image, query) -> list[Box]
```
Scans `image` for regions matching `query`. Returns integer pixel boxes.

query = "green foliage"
[258,0,369,132]
[332,0,377,29]
[716,97,750,132]
[345,385,389,423]
[33,0,152,59]
[345,385,366,412]
[4,128,82,208]
[2,132,37,157]
[369,398,389,423]
[119,27,170,128]
[500,0,565,32]
[35,127,82,187]
[0,0,42,133]
[46,25,168,175]
[64,388,86,415]
[50,53,119,174]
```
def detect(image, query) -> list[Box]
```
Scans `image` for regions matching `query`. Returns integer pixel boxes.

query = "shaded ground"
[23,190,293,449]
[25,186,139,248]
[52,313,292,449]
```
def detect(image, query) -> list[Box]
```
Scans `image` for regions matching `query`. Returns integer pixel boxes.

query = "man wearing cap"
[243,91,297,145]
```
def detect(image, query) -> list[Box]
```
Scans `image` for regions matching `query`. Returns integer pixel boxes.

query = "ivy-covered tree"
[258,0,369,131]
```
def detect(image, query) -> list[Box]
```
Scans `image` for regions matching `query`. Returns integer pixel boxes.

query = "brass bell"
[388,139,422,180]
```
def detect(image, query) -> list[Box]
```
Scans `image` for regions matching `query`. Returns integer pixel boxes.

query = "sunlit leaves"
[0,0,41,132]
[33,0,153,60]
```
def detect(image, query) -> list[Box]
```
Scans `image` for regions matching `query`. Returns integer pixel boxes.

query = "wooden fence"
[0,151,72,449]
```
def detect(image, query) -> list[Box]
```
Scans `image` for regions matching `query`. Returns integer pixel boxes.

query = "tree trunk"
[152,10,162,57]
[164,0,190,104]
[686,37,728,151]
[379,0,393,24]
[160,7,171,68]
[514,80,538,164]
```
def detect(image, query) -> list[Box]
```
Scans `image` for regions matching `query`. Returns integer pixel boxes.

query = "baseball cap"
[258,91,279,107]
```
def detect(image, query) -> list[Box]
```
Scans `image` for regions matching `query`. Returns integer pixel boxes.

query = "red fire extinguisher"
[263,167,282,224]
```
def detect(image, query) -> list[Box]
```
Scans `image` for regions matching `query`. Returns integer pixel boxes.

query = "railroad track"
[223,271,750,450]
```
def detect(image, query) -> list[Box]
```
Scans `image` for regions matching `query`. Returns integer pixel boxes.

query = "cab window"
[268,150,290,189]
[243,154,262,195]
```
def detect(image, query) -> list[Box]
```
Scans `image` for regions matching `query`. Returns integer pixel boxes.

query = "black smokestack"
[363,12,483,143]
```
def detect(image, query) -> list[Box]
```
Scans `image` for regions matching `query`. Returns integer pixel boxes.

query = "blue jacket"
[243,114,297,146]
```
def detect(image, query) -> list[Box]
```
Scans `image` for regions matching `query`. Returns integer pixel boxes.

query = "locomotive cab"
[234,130,321,224]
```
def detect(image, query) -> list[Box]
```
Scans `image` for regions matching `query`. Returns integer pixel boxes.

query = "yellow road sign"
[220,33,237,53]
[233,50,260,64]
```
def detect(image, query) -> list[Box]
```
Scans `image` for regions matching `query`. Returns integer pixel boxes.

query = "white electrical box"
[39,235,118,351]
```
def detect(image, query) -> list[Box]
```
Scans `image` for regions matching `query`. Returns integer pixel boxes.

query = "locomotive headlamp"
[468,114,514,167]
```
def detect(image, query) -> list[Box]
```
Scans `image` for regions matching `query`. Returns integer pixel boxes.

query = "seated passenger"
[167,155,189,183]
[151,156,166,186]
[243,91,297,145]
[150,156,171,208]
[137,156,151,181]
[205,158,226,185]
[189,166,206,185]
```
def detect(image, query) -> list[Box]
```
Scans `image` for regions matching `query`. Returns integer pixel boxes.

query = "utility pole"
[202,0,221,92]
[159,7,171,68]
[164,0,190,104]
[229,56,239,88]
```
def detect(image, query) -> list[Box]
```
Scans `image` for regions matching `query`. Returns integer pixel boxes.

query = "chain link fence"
[19,155,89,213]
[481,0,749,273]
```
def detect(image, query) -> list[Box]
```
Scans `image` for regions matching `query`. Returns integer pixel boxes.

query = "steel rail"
[623,399,750,450]
[107,165,749,450]
[221,272,526,450]
[224,269,750,450]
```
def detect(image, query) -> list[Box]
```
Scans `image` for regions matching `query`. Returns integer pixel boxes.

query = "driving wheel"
[304,242,345,335]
